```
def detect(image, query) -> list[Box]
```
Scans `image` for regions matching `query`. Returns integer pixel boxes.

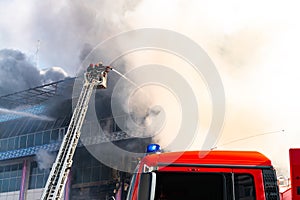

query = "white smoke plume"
[123,0,300,177]
[35,149,56,170]
[40,67,68,84]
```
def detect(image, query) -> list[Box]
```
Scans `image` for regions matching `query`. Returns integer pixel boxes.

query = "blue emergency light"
[146,144,161,154]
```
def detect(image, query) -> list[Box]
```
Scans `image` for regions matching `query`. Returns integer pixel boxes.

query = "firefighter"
[96,65,112,89]
[87,63,94,72]
[95,62,103,73]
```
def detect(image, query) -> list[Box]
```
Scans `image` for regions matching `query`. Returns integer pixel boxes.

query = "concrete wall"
[26,188,43,200]
[0,189,67,200]
[0,189,43,200]
[0,191,19,200]
[0,189,48,200]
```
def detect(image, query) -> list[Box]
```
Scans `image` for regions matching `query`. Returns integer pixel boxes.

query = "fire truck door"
[232,169,265,200]
[290,148,300,200]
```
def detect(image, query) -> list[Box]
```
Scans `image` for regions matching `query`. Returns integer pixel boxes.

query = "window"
[20,135,27,148]
[73,159,110,184]
[138,173,154,200]
[44,121,55,130]
[50,129,59,141]
[28,119,40,133]
[35,132,43,146]
[22,119,33,135]
[28,161,50,189]
[234,174,256,200]
[0,163,22,193]
[7,138,15,150]
[0,139,7,152]
[154,172,225,200]
[91,167,101,182]
[72,148,112,184]
[16,119,29,136]
[14,137,20,149]
[53,118,64,129]
[42,131,50,144]
[27,134,34,147]
[133,172,257,200]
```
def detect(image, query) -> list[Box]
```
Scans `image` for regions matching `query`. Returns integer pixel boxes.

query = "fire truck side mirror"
[138,172,156,200]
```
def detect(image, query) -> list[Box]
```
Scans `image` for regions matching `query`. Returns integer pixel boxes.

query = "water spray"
[111,68,150,98]
[111,69,139,88]
[0,107,53,121]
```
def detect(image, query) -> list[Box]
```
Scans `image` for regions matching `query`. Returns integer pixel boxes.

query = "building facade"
[0,78,149,200]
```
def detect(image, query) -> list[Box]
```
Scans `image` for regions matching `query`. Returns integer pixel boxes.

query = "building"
[0,78,150,200]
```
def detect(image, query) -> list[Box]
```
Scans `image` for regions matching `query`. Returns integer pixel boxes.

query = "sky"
[1,0,300,177]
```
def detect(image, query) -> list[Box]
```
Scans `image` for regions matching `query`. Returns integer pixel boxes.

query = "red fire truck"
[126,144,299,200]
[286,149,300,200]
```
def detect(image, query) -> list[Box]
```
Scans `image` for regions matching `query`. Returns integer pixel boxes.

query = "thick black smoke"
[0,49,68,96]
[22,0,144,120]
[29,0,142,75]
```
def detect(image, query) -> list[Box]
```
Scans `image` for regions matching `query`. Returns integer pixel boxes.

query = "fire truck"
[126,144,300,200]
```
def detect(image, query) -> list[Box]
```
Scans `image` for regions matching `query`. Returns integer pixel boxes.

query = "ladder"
[41,63,112,200]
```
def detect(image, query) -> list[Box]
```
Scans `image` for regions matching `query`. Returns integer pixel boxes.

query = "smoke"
[35,149,56,170]
[1,0,299,178]
[0,49,42,95]
[121,0,300,177]
[0,0,142,75]
[40,67,68,84]
[0,49,68,96]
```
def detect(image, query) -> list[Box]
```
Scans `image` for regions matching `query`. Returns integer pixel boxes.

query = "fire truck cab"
[127,144,280,200]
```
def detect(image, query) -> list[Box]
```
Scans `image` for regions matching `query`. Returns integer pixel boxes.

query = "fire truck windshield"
[138,172,256,200]
[155,172,225,200]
